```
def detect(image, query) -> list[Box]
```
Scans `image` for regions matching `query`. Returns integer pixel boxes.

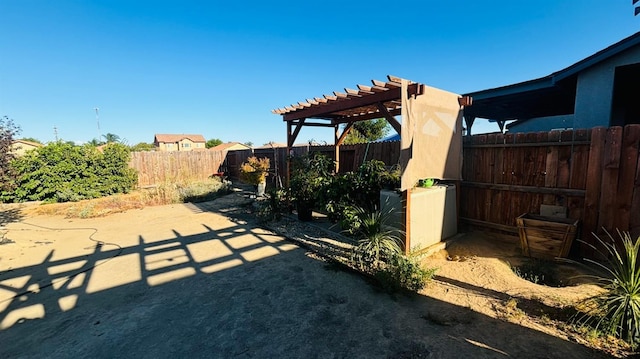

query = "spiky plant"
[575,230,640,348]
[351,206,402,271]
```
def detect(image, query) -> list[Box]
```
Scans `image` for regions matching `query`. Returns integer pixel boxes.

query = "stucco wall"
[573,45,640,128]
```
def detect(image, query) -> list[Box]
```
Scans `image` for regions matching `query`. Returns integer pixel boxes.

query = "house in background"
[463,31,640,134]
[10,140,43,156]
[153,134,206,152]
[210,142,252,152]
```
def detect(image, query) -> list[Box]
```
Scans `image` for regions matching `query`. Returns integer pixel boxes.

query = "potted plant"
[240,156,270,196]
[289,153,332,221]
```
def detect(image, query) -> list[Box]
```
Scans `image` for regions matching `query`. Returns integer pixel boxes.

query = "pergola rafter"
[272,75,426,178]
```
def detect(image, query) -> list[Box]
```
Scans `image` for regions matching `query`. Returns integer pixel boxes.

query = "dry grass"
[23,178,231,218]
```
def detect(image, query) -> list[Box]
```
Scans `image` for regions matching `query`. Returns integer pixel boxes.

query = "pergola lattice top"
[272,75,424,125]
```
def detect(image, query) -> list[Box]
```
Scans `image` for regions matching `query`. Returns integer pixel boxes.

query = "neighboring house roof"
[154,134,206,143]
[210,142,252,151]
[463,31,640,122]
[10,140,43,156]
[380,133,400,142]
[253,142,287,149]
[12,139,43,148]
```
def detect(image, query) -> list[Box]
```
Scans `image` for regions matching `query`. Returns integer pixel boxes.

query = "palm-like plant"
[575,230,640,348]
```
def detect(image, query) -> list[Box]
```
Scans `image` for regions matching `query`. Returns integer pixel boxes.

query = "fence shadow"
[0,197,614,358]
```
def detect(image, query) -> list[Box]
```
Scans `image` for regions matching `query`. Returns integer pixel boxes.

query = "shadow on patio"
[0,196,611,358]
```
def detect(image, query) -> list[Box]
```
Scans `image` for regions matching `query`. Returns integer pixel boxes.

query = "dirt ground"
[0,190,624,358]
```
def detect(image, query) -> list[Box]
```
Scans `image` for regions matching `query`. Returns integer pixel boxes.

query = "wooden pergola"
[272,75,425,175]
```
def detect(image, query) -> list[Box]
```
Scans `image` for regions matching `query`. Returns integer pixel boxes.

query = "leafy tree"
[244,141,253,147]
[344,119,390,144]
[206,138,223,149]
[130,142,156,152]
[0,116,21,195]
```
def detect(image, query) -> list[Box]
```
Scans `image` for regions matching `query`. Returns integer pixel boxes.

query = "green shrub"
[289,152,333,207]
[4,142,137,203]
[574,230,640,348]
[375,253,437,292]
[255,188,290,222]
[319,160,397,227]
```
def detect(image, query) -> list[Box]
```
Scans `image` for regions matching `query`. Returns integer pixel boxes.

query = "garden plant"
[574,230,640,349]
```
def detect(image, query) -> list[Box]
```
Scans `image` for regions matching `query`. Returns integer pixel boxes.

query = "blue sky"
[1,1,638,146]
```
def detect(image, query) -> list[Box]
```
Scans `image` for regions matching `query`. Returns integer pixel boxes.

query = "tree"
[344,119,390,145]
[88,138,104,146]
[206,138,223,149]
[102,133,121,143]
[0,116,21,196]
[130,142,156,152]
[244,141,253,147]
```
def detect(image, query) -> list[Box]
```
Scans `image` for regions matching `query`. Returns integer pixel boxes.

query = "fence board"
[129,150,226,187]
[631,146,640,239]
[462,125,639,259]
[616,125,640,234]
[582,127,607,256]
[597,127,623,233]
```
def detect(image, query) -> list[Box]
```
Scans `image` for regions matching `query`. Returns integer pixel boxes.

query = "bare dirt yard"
[0,188,628,358]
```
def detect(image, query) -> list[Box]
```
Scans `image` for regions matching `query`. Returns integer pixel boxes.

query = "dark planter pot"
[296,202,314,222]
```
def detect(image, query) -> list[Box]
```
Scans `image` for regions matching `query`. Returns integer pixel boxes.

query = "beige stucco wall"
[157,139,205,152]
[10,142,41,156]
[400,82,463,190]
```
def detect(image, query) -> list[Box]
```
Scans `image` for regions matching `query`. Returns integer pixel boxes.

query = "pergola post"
[375,102,401,135]
[497,120,506,133]
[463,114,476,136]
[334,124,340,173]
[286,121,292,186]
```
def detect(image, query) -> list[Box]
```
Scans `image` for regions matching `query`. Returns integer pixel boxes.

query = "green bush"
[255,188,290,222]
[319,160,397,227]
[4,142,138,203]
[289,152,333,207]
[574,230,640,348]
[375,253,438,292]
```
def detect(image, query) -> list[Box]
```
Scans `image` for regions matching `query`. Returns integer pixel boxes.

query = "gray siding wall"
[573,45,640,129]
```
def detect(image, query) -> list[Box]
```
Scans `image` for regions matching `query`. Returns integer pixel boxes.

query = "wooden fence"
[223,141,402,188]
[129,150,226,187]
[129,126,639,258]
[461,125,640,257]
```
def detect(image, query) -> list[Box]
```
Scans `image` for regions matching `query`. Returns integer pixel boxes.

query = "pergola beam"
[375,102,401,134]
[288,119,306,147]
[336,122,355,146]
[331,108,402,125]
[282,83,422,121]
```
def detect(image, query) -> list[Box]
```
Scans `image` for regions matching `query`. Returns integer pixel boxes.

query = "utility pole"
[94,107,101,140]
[53,126,58,141]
